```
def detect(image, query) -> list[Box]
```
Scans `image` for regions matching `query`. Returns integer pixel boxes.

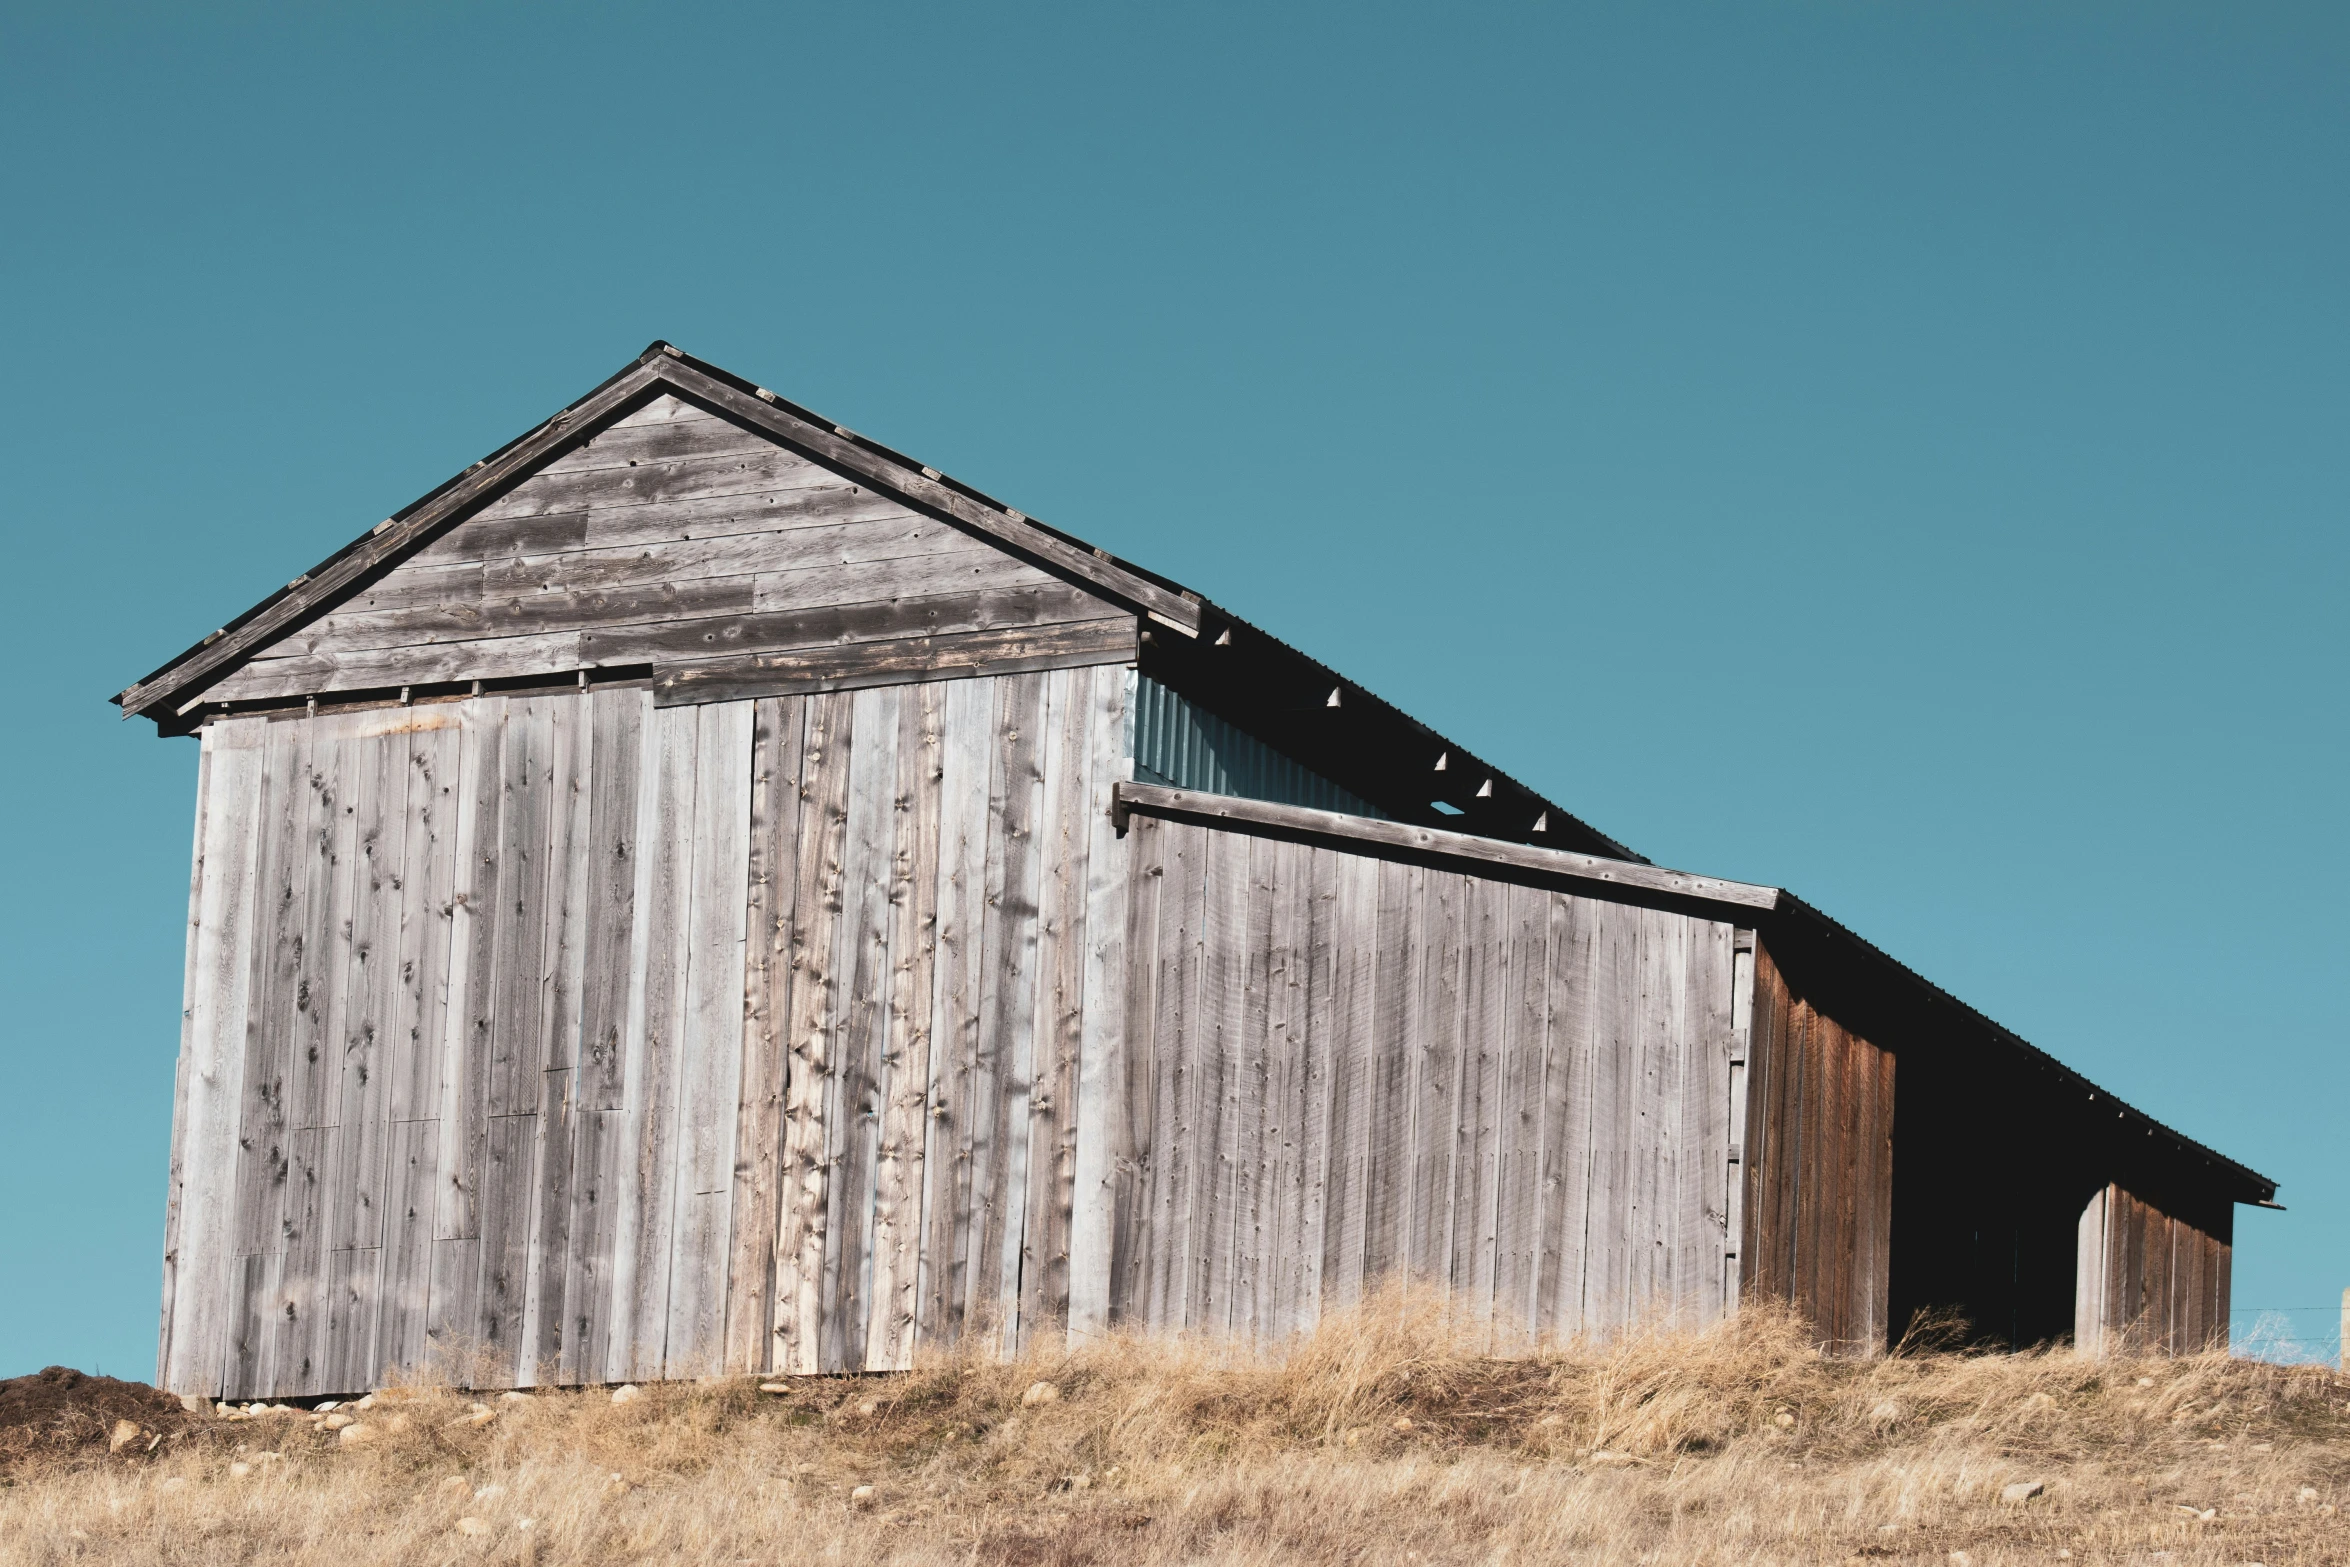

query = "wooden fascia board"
[650,357,1201,637]
[115,357,674,720]
[1112,781,1779,912]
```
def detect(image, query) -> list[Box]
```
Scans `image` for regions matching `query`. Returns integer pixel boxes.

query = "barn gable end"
[183,394,1142,712]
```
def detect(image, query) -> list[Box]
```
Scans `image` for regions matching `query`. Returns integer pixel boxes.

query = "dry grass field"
[4,1295,2347,1566]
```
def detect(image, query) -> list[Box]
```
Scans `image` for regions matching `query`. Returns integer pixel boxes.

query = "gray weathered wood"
[605,701,696,1381]
[773,691,853,1372]
[722,695,805,1376]
[916,677,994,1345]
[820,685,899,1371]
[977,673,1047,1350]
[161,718,267,1397]
[654,618,1139,708]
[1067,664,1130,1341]
[1114,784,1779,914]
[661,698,752,1377]
[868,681,943,1369]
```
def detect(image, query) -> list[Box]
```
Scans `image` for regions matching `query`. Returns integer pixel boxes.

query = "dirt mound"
[0,1367,201,1465]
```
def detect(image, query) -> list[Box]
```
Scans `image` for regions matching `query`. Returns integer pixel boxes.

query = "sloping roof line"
[1113,782,2278,1207]
[111,341,1640,861]
[113,342,1202,722]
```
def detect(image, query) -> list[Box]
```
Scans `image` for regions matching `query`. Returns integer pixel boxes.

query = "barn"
[119,343,2275,1402]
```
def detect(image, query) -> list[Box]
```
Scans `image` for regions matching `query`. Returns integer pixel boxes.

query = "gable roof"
[112,341,1640,860]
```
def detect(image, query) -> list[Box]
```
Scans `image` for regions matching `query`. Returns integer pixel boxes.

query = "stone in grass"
[850,1485,877,1507]
[611,1384,643,1405]
[338,1423,377,1448]
[758,1382,790,1394]
[1999,1479,2044,1505]
[321,1413,355,1431]
[1021,1381,1060,1408]
[109,1420,144,1453]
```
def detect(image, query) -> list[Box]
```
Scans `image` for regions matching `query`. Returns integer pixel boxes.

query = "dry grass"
[7,1294,2350,1565]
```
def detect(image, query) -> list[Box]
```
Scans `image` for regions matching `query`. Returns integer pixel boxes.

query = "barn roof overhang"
[1114,782,2279,1212]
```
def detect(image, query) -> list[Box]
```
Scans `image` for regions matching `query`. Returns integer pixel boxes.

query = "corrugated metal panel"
[1128,674,1384,819]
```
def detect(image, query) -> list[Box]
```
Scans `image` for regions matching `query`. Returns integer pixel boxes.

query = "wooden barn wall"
[1106,813,1742,1346]
[1739,941,1895,1353]
[2074,1184,2231,1356]
[157,663,1130,1401]
[198,394,1136,707]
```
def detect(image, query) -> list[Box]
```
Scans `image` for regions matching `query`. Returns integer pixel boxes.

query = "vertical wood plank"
[163,719,267,1397]
[230,714,310,1398]
[661,698,753,1377]
[1068,664,1130,1342]
[565,688,646,1383]
[1536,893,1595,1340]
[869,682,944,1369]
[1448,875,1502,1335]
[916,677,993,1345]
[1107,809,1166,1329]
[1492,883,1550,1343]
[1224,831,1278,1339]
[773,691,854,1372]
[976,672,1046,1350]
[819,685,899,1371]
[1021,669,1092,1352]
[1407,869,1462,1287]
[1150,821,1209,1330]
[521,692,593,1384]
[605,702,694,1382]
[723,694,806,1375]
[1268,838,1324,1342]
[1361,859,1421,1293]
[1317,850,1378,1314]
[1189,826,1250,1332]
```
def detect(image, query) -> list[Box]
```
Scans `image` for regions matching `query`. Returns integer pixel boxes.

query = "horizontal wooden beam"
[653,618,1137,707]
[652,358,1202,638]
[1112,781,1782,912]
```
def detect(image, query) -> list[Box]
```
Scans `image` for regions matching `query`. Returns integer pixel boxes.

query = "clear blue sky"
[2,3,2342,1378]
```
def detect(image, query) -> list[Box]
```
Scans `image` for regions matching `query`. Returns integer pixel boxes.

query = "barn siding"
[200,396,1136,707]
[160,664,1131,1400]
[2074,1184,2231,1356]
[1739,940,1895,1353]
[1107,812,1742,1345]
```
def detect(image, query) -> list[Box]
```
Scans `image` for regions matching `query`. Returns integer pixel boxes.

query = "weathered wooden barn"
[120,344,2275,1401]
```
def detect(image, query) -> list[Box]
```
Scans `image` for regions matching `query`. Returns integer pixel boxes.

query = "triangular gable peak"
[117,345,1201,727]
[115,343,1635,863]
[193,392,1138,710]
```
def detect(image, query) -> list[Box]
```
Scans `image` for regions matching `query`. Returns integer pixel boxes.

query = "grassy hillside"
[5,1296,2347,1565]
